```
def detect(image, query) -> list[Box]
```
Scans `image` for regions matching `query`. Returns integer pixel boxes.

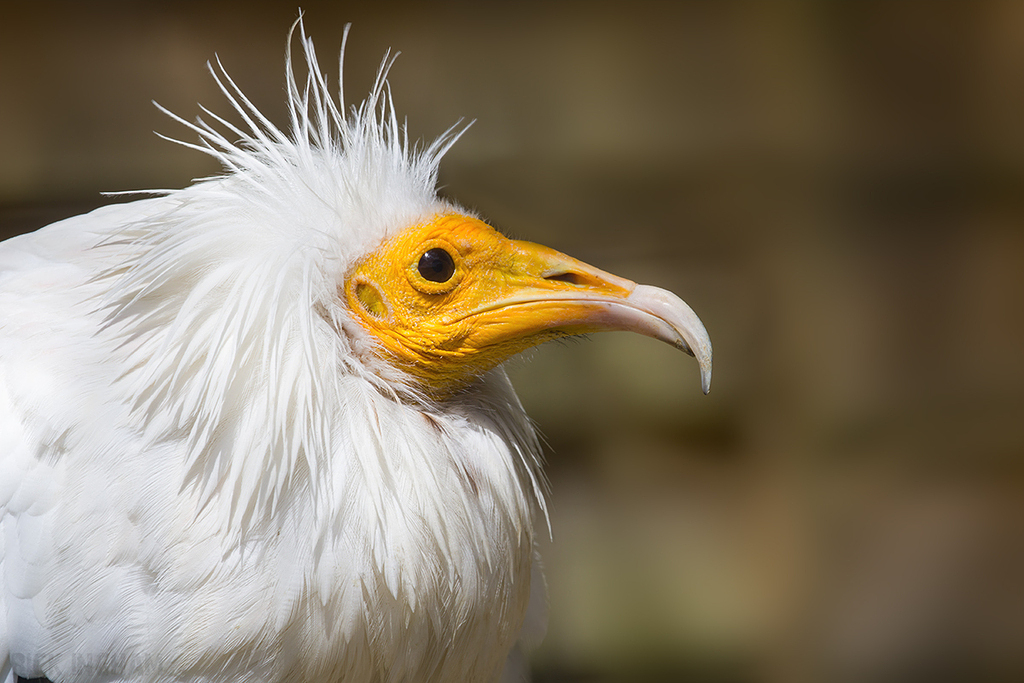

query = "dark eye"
[417,248,456,283]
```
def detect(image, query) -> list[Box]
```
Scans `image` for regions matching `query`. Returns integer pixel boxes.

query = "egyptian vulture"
[0,22,711,683]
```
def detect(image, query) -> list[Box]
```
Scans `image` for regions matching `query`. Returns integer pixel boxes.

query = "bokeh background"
[3,2,1024,681]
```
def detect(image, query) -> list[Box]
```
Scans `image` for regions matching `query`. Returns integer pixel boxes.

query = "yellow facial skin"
[343,214,626,393]
[344,213,713,398]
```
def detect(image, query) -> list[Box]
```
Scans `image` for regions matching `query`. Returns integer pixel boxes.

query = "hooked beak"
[458,239,713,394]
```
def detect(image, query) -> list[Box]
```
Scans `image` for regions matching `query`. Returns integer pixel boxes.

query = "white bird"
[0,22,711,683]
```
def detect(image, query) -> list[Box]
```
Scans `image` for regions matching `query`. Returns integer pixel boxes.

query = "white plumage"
[0,21,709,683]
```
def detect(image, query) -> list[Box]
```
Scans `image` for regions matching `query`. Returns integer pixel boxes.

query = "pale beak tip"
[688,336,712,394]
[700,356,712,394]
[626,284,713,396]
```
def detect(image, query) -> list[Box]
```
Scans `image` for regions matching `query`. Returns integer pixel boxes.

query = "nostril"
[544,272,585,286]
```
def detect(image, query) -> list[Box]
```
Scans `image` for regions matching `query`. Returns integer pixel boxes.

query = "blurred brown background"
[3,2,1023,682]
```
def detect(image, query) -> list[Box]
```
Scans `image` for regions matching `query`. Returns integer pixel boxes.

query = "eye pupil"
[417,248,456,283]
